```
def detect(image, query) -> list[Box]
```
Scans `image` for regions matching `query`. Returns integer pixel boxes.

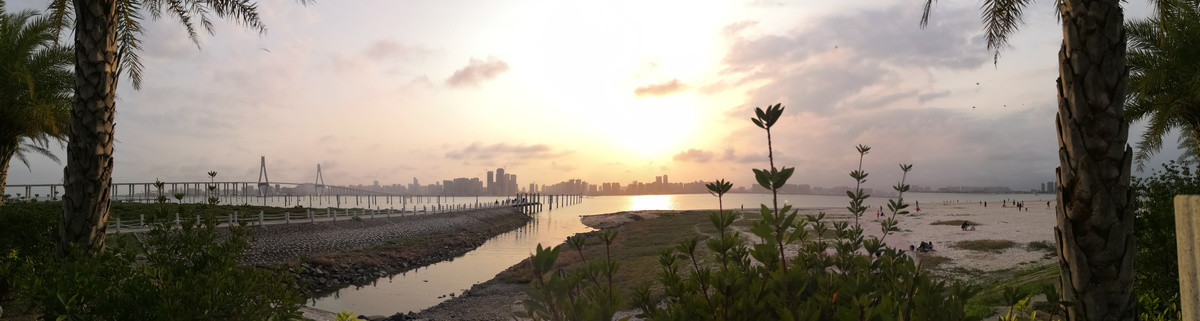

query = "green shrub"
[929,220,979,226]
[1131,161,1197,318]
[0,178,304,320]
[951,239,1016,253]
[0,201,59,257]
[1025,240,1053,253]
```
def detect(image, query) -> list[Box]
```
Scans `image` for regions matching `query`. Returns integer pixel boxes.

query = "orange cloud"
[634,79,687,97]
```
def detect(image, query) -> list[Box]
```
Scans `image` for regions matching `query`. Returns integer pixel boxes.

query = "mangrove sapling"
[879,163,913,244]
[519,230,624,321]
[848,144,871,229]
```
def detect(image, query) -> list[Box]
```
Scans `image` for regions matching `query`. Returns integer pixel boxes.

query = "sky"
[5,0,1184,192]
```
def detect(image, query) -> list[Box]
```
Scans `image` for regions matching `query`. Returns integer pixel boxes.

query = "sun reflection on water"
[628,194,672,211]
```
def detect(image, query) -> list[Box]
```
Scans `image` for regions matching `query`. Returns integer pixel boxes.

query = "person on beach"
[984,201,987,207]
[961,221,975,231]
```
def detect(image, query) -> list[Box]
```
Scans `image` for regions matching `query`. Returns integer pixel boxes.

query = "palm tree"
[0,1,73,206]
[45,0,305,257]
[922,0,1136,319]
[1125,0,1200,171]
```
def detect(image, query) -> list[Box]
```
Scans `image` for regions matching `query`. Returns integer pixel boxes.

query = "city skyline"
[3,0,1182,195]
[331,168,1057,196]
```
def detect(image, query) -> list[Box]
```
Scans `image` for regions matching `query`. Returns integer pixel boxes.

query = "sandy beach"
[579,198,1058,275]
[864,199,1057,273]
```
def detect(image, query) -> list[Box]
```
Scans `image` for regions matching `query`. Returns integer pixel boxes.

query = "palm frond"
[0,2,73,147]
[921,0,1033,65]
[44,0,71,40]
[1176,130,1199,166]
[115,0,146,89]
[12,138,61,171]
[920,0,937,28]
[1125,0,1200,168]
[980,0,1034,64]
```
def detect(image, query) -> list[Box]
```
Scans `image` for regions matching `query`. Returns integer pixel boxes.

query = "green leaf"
[754,169,773,190]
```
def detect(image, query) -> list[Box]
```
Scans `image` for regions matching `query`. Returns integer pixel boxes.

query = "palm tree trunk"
[1054,0,1136,319]
[0,138,19,206]
[59,0,119,257]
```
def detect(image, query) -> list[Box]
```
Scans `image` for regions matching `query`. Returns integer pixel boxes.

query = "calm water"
[307,192,1053,316]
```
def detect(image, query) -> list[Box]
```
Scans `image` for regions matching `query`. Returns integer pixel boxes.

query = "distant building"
[496,168,507,195]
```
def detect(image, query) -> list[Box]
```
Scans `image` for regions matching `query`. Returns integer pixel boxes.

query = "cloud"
[673,149,716,163]
[634,79,688,97]
[722,21,758,38]
[444,142,568,161]
[446,56,510,88]
[710,3,990,116]
[403,75,434,89]
[364,39,429,61]
[918,90,952,103]
[550,162,577,172]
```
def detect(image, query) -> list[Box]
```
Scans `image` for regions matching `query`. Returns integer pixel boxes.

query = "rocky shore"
[406,260,535,320]
[240,207,532,296]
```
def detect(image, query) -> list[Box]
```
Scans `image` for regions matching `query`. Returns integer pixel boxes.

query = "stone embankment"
[242,207,532,295]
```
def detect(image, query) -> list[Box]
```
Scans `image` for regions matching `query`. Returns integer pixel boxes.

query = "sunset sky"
[5,0,1178,192]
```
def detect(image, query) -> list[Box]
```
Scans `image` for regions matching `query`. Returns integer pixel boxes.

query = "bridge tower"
[315,164,326,196]
[257,156,270,196]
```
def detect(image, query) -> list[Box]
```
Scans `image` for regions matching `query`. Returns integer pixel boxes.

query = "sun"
[599,96,700,158]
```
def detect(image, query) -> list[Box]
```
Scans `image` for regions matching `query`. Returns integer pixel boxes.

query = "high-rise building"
[487,171,494,193]
[496,168,507,195]
[663,175,668,185]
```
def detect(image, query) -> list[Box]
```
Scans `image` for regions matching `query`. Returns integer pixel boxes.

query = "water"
[306,192,1053,316]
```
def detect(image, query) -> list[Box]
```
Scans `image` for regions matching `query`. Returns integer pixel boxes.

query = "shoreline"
[412,201,1058,320]
[239,207,533,299]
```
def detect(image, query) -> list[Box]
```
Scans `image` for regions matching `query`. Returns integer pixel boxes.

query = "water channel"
[307,192,1053,316]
